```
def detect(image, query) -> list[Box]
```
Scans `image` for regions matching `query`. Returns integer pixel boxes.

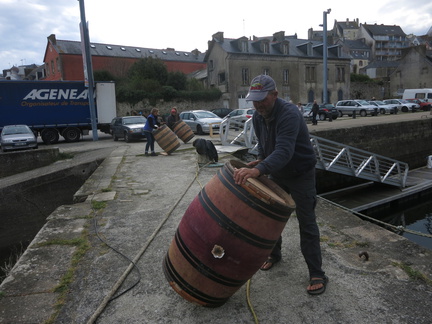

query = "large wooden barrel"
[163,160,295,307]
[153,125,181,154]
[172,120,194,144]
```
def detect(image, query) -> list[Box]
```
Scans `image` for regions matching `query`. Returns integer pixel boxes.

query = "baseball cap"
[245,75,276,102]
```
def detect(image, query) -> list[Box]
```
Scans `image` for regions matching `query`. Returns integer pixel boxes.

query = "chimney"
[273,31,285,42]
[48,34,57,45]
[212,32,224,42]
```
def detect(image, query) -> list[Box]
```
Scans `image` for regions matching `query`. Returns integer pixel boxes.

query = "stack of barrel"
[163,160,295,307]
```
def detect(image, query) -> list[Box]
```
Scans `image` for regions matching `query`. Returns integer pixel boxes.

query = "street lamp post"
[323,8,331,104]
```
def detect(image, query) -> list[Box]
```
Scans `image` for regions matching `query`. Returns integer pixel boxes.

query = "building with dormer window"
[205,31,351,108]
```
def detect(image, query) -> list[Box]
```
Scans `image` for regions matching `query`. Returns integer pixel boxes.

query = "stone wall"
[116,99,225,118]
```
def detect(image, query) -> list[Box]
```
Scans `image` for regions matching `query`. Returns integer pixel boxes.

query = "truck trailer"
[0,80,116,144]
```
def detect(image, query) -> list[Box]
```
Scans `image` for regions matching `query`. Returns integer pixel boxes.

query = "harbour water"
[364,190,432,250]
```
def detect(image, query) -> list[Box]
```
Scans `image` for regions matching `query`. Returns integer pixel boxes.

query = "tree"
[166,71,187,90]
[128,57,168,87]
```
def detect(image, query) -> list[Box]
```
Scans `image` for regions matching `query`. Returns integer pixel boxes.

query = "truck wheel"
[41,129,60,145]
[63,127,81,142]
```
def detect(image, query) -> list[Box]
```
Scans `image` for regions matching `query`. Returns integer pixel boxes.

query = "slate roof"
[50,39,205,63]
[207,34,350,60]
[362,24,406,37]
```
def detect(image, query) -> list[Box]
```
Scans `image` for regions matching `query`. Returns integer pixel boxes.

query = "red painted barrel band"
[199,189,277,250]
[218,167,291,221]
[163,253,228,306]
[174,228,246,287]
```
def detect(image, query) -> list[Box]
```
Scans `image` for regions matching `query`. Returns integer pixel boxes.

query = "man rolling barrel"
[233,75,328,295]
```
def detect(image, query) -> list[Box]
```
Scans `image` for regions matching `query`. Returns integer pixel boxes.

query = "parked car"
[405,99,431,111]
[179,110,223,135]
[303,103,338,121]
[369,100,398,114]
[335,100,378,117]
[110,116,147,142]
[1,124,38,152]
[210,108,232,118]
[222,108,255,128]
[383,99,420,113]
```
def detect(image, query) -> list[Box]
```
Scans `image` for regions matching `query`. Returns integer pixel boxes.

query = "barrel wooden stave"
[173,120,194,144]
[153,125,181,153]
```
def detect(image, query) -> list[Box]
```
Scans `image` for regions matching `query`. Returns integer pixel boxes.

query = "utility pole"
[78,0,98,141]
[323,8,331,104]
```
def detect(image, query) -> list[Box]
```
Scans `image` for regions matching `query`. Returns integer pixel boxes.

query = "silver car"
[222,108,255,128]
[179,110,222,135]
[335,100,378,117]
[383,99,420,113]
[1,125,38,152]
[369,100,398,115]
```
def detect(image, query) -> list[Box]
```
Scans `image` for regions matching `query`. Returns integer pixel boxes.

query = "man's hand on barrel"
[234,167,261,185]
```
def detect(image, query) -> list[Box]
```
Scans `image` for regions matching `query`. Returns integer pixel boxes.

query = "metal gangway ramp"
[219,118,409,188]
[311,135,409,188]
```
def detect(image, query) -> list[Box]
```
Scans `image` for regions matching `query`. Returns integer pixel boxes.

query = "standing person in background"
[311,100,319,125]
[233,75,328,295]
[143,108,160,156]
[166,107,181,130]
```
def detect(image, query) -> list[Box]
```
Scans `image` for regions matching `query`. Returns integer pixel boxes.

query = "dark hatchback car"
[304,103,338,121]
[110,116,147,142]
[210,108,232,118]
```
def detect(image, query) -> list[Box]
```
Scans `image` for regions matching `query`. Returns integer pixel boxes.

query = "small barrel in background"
[172,120,195,144]
[154,125,181,154]
[163,160,295,307]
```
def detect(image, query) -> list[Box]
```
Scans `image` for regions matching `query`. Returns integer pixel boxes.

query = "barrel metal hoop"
[199,189,277,249]
[174,228,246,287]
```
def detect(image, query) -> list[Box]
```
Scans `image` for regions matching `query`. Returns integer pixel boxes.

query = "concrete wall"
[0,148,60,178]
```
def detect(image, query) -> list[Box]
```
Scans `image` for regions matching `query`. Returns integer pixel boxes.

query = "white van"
[402,89,432,101]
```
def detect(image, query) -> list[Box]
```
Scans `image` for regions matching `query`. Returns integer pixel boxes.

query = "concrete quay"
[1,112,432,324]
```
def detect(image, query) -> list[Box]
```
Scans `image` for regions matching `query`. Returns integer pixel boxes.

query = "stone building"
[389,45,432,97]
[204,31,351,108]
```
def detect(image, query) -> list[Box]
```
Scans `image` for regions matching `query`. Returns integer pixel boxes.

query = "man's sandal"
[260,257,280,271]
[307,275,329,295]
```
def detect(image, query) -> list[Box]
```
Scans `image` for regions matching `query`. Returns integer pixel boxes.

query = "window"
[51,60,55,74]
[56,58,60,73]
[263,41,269,53]
[336,67,345,82]
[263,68,270,76]
[218,72,226,84]
[283,69,289,84]
[305,66,316,82]
[282,43,289,55]
[209,60,214,71]
[242,68,249,85]
[241,41,248,52]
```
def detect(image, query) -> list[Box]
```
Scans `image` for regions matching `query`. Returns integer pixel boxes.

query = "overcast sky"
[1,0,431,71]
